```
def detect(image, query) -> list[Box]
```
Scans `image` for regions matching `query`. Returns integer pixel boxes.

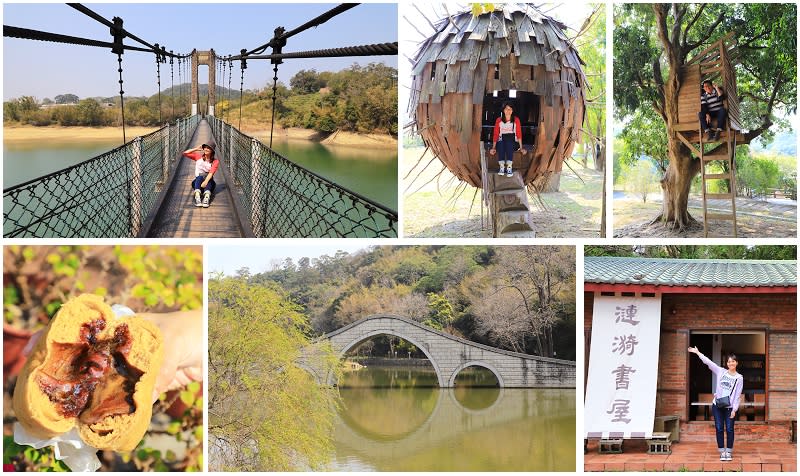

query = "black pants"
[699,108,727,131]
[497,133,517,163]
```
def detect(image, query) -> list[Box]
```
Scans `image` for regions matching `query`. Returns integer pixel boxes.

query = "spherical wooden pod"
[410,4,587,189]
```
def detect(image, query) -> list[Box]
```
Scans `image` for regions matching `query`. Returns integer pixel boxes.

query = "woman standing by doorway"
[688,346,743,462]
[489,102,526,177]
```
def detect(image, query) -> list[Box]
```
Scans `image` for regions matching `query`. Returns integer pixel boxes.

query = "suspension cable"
[68,3,185,59]
[242,3,358,57]
[4,25,152,53]
[242,42,398,61]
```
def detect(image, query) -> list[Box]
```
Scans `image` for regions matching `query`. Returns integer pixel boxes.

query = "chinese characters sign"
[585,295,662,438]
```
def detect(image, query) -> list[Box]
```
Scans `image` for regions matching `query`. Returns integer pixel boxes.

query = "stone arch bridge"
[300,315,575,388]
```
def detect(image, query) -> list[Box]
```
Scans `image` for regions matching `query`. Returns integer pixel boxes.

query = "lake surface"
[270,140,397,211]
[329,366,576,472]
[3,139,122,189]
[3,137,398,211]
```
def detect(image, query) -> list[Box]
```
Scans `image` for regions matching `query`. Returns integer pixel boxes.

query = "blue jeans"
[699,108,727,131]
[711,403,735,449]
[496,134,517,164]
[192,175,216,194]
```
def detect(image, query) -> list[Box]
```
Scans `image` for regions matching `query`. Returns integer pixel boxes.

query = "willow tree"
[208,275,340,471]
[615,3,796,231]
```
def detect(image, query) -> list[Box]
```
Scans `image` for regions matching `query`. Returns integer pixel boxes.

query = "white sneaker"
[724,451,732,461]
[497,164,505,176]
[506,166,513,177]
[202,191,211,208]
[193,190,202,207]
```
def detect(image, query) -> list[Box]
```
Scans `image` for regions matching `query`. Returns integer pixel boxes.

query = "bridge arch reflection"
[448,361,504,388]
[335,330,446,387]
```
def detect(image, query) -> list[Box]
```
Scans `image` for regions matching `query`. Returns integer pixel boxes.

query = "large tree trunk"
[654,26,701,232]
[650,4,701,232]
[657,144,700,230]
[659,84,702,230]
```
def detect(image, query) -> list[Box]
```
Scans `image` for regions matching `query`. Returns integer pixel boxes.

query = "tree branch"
[681,3,707,49]
[743,69,783,143]
[652,59,666,114]
[737,29,771,49]
[671,4,687,51]
[684,12,727,53]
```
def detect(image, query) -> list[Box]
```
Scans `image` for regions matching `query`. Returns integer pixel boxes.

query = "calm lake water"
[3,137,398,210]
[330,366,576,472]
[270,140,397,211]
[3,139,122,189]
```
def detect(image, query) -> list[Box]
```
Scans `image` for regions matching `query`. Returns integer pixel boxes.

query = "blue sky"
[207,241,373,276]
[3,3,398,101]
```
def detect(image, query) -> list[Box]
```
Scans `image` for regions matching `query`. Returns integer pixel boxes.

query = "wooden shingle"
[411,3,587,189]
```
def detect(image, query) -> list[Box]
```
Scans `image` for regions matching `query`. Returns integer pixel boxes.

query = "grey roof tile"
[585,257,797,288]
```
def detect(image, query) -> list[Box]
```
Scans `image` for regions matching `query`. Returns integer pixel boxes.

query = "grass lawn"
[403,147,604,237]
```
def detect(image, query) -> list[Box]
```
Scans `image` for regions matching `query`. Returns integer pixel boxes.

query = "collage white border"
[1,0,798,473]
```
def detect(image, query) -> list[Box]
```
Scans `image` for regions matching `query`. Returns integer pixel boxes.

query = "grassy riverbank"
[3,125,159,144]
[4,123,397,149]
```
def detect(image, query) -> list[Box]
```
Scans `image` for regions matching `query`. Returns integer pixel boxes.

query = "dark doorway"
[689,332,766,421]
[481,90,540,148]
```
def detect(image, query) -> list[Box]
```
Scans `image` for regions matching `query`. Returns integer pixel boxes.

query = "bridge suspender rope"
[268,27,286,149]
[220,57,226,119]
[110,17,127,144]
[169,52,174,119]
[238,49,247,131]
[227,57,233,120]
[155,44,163,124]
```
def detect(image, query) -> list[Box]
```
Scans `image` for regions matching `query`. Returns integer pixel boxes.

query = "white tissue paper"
[14,423,101,472]
[12,304,137,472]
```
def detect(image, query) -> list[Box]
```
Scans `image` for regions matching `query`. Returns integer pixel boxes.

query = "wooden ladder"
[480,144,535,237]
[699,118,738,237]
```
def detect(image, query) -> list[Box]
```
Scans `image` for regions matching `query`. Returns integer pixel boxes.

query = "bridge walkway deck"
[146,119,245,237]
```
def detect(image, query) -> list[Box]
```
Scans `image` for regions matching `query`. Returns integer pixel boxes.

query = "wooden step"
[702,153,732,162]
[705,193,733,200]
[704,173,731,180]
[676,129,746,144]
[495,209,533,236]
[498,229,536,238]
[492,188,529,212]
[705,213,736,221]
[490,172,525,191]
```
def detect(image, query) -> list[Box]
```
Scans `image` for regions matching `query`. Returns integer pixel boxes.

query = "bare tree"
[468,247,576,356]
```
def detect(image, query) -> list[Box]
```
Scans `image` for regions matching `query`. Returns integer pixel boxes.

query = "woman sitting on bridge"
[182,144,219,208]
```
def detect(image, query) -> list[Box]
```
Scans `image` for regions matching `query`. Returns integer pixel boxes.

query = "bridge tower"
[191,49,216,116]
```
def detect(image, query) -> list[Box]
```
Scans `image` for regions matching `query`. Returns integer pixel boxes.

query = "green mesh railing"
[4,115,200,237]
[208,116,397,238]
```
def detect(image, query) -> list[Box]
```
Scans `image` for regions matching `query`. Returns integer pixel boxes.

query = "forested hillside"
[237,246,576,360]
[4,63,397,136]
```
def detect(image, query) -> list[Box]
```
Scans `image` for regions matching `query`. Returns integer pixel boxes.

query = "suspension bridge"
[3,3,398,238]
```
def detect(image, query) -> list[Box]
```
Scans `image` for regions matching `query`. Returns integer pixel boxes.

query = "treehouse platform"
[674,34,750,237]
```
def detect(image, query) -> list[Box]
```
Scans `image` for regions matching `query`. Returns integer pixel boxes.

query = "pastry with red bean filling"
[13,294,163,451]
